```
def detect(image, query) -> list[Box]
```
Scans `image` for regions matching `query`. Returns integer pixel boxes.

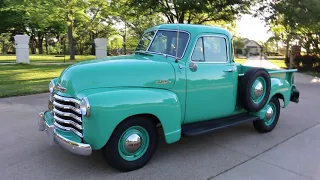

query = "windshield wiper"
[157,52,169,58]
[135,50,153,56]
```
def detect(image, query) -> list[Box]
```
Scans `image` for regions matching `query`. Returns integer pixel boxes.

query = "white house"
[242,39,262,55]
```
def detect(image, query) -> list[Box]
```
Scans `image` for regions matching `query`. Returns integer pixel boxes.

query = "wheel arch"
[78,88,182,150]
[273,93,285,107]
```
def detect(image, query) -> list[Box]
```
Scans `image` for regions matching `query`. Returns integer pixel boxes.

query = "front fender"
[77,88,182,150]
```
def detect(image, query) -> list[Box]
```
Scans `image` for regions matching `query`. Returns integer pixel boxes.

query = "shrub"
[235,48,243,54]
[285,56,290,68]
[294,54,320,72]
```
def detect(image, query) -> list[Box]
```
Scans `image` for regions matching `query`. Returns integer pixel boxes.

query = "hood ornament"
[55,83,67,93]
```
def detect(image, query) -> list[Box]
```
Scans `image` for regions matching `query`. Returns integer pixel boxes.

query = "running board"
[182,113,260,137]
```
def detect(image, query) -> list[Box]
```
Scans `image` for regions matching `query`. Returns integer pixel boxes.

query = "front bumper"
[290,85,300,103]
[38,112,92,156]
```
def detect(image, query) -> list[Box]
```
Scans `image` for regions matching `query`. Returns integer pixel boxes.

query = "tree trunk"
[30,38,36,54]
[68,24,75,60]
[2,41,5,54]
[38,37,44,54]
[79,43,84,55]
[285,38,290,58]
[123,23,127,55]
[45,36,49,54]
[178,13,184,23]
[90,33,95,55]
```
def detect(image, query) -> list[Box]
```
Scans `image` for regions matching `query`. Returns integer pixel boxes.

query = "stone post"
[289,45,301,69]
[14,35,30,63]
[94,38,107,59]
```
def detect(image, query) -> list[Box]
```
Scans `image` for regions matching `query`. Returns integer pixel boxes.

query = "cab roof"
[145,23,232,39]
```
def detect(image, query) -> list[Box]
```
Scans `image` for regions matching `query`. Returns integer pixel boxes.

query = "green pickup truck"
[38,24,300,172]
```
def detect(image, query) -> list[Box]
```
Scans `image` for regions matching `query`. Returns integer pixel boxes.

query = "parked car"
[38,24,300,172]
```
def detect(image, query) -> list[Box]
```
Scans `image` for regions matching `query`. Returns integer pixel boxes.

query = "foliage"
[294,55,320,72]
[0,0,245,59]
[0,33,14,53]
[128,0,255,24]
[257,0,320,57]
[232,36,245,54]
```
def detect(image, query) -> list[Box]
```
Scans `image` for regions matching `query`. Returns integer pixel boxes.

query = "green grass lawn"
[267,59,287,68]
[267,56,285,60]
[0,64,69,98]
[234,58,246,64]
[0,54,96,63]
[0,57,289,98]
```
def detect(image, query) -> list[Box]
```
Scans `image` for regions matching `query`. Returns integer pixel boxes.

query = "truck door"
[184,35,238,124]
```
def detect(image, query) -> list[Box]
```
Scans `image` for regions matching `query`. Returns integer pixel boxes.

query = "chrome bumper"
[38,112,92,156]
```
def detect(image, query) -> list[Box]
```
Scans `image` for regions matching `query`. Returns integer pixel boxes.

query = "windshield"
[135,30,190,58]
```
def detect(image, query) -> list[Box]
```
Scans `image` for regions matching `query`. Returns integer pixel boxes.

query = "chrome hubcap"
[265,106,274,120]
[125,133,142,153]
[254,82,264,97]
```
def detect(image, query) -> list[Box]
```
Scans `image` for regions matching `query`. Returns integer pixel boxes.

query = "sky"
[235,14,273,42]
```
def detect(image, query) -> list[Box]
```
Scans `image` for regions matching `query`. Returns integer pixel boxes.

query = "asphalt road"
[0,72,319,180]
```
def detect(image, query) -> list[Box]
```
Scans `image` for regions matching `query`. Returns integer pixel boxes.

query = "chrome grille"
[52,94,83,138]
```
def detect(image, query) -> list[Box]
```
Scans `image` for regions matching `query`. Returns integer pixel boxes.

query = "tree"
[128,0,255,24]
[21,0,115,59]
[257,0,320,56]
[109,0,164,54]
[233,37,245,50]
[0,0,26,34]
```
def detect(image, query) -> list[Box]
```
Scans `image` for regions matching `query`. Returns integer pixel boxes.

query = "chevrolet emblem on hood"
[55,83,67,93]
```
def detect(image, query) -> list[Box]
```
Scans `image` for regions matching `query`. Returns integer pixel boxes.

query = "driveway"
[0,73,319,180]
[243,55,282,69]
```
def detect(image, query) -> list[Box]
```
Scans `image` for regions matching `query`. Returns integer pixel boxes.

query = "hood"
[57,55,176,96]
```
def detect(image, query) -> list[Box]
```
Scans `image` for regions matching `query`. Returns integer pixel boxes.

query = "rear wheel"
[103,116,158,172]
[253,97,280,133]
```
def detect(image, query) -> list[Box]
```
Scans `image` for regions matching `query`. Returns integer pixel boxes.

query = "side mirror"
[189,62,198,72]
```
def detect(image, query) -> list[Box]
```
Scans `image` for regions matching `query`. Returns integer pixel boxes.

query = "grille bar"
[52,94,83,138]
[54,122,83,138]
[53,101,81,114]
[53,94,80,104]
[54,115,82,130]
[53,108,82,122]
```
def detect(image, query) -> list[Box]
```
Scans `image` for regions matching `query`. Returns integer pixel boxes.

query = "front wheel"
[253,97,280,133]
[103,116,158,172]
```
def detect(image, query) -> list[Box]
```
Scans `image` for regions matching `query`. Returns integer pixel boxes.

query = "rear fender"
[77,88,182,150]
[251,76,291,119]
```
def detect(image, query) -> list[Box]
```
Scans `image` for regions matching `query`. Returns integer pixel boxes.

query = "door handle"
[223,69,235,72]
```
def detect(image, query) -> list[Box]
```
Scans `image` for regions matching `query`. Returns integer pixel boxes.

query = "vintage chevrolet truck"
[38,24,300,172]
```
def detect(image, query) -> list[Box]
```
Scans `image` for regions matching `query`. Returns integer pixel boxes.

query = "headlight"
[80,97,90,117]
[49,80,55,93]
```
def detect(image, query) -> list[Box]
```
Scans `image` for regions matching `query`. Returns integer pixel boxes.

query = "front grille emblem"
[55,83,67,93]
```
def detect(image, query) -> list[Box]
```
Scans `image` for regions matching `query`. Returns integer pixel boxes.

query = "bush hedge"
[286,55,320,72]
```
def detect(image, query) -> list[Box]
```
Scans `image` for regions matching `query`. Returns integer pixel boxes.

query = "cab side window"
[191,37,204,62]
[191,36,228,63]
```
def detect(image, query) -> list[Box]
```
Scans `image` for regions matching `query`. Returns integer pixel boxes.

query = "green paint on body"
[43,24,298,152]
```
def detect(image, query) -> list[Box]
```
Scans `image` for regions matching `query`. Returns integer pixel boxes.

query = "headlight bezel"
[80,97,90,117]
